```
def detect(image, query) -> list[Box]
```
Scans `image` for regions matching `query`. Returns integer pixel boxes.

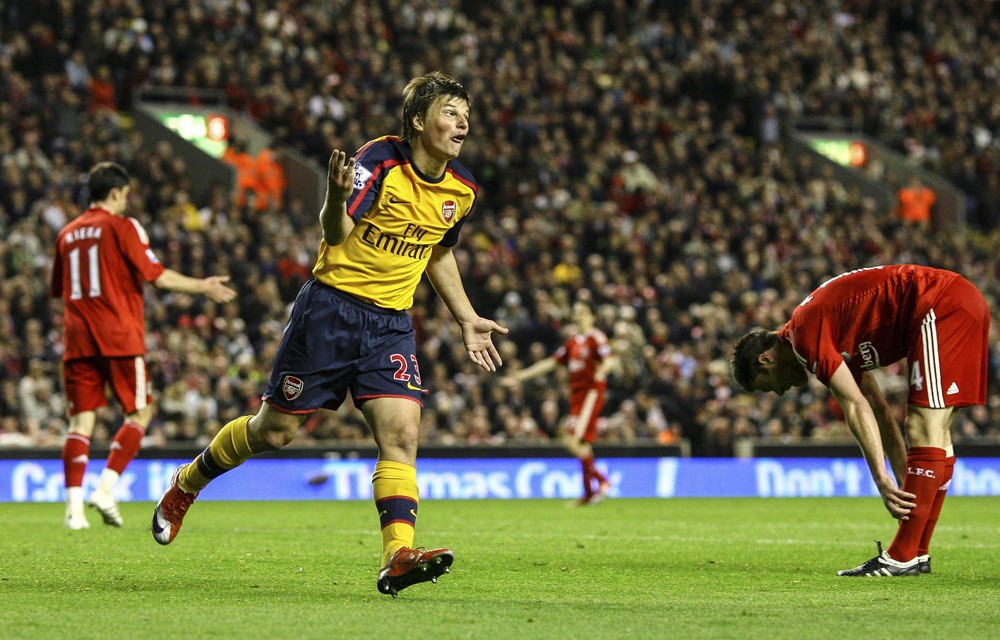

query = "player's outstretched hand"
[204,275,237,303]
[876,478,917,520]
[327,149,356,204]
[460,317,509,373]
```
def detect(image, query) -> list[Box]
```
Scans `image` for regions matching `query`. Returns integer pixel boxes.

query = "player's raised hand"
[327,149,356,203]
[460,317,509,373]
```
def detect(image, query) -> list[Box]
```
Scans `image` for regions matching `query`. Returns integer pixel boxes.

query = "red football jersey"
[553,328,612,392]
[778,265,963,385]
[51,207,165,360]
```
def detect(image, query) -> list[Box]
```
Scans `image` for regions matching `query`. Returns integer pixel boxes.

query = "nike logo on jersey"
[388,196,410,204]
[947,382,959,395]
[406,382,422,391]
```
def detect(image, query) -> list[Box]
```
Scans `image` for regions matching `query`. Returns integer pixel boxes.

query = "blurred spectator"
[166,190,203,231]
[88,64,118,113]
[183,374,218,423]
[253,148,286,211]
[895,176,936,228]
[494,291,532,338]
[11,129,52,172]
[15,358,64,440]
[221,137,257,206]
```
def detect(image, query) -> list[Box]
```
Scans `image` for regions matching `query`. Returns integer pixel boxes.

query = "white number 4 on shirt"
[910,361,924,391]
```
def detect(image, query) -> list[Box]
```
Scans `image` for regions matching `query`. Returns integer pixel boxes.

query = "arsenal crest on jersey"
[441,200,457,223]
[283,375,304,401]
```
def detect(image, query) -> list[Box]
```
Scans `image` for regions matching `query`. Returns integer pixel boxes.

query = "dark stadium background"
[2,0,999,467]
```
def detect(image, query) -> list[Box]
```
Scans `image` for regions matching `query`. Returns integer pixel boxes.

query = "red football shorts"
[907,277,989,408]
[63,355,152,416]
[564,385,606,443]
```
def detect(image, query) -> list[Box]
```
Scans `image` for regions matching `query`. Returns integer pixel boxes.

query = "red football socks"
[887,447,948,562]
[580,457,595,497]
[62,433,91,488]
[106,421,145,474]
[917,454,955,557]
[591,461,608,487]
[581,455,608,496]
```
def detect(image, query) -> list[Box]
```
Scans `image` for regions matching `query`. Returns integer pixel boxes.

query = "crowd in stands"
[3,0,1000,455]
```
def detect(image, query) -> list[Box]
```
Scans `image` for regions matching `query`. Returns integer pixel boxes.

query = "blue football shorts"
[262,279,426,413]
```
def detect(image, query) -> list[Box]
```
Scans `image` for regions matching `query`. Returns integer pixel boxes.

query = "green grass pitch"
[2,497,998,639]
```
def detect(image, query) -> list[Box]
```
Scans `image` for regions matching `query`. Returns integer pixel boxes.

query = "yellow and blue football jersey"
[312,136,478,310]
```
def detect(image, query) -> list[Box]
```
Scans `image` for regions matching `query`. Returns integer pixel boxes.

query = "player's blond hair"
[401,71,469,144]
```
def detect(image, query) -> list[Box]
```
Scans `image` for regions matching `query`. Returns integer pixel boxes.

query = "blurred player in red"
[51,162,236,530]
[503,300,618,505]
[730,265,989,576]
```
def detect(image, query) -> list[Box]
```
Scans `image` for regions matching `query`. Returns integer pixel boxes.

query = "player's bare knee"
[263,425,297,450]
[126,405,154,429]
[248,415,299,451]
[375,422,419,461]
[393,425,419,454]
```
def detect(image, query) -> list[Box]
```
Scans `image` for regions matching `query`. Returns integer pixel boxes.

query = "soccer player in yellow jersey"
[152,72,509,596]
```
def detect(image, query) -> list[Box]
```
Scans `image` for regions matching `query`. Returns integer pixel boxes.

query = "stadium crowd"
[2,0,1000,455]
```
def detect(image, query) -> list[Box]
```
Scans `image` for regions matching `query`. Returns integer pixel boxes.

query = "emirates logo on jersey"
[282,375,304,401]
[441,200,457,223]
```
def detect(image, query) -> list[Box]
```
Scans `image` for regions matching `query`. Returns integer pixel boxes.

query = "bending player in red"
[503,300,617,505]
[730,265,988,576]
[51,162,235,529]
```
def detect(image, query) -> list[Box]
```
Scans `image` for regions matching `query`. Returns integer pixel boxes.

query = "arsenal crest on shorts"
[441,200,456,223]
[283,375,304,401]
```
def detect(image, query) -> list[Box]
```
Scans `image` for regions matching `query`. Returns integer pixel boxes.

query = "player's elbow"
[322,231,344,246]
[152,271,174,289]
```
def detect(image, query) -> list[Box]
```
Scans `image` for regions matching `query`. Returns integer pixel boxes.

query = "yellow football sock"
[373,460,419,566]
[179,416,256,493]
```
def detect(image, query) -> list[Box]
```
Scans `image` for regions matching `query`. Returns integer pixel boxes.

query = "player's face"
[416,96,470,162]
[753,347,809,395]
[572,303,593,328]
[108,185,130,215]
